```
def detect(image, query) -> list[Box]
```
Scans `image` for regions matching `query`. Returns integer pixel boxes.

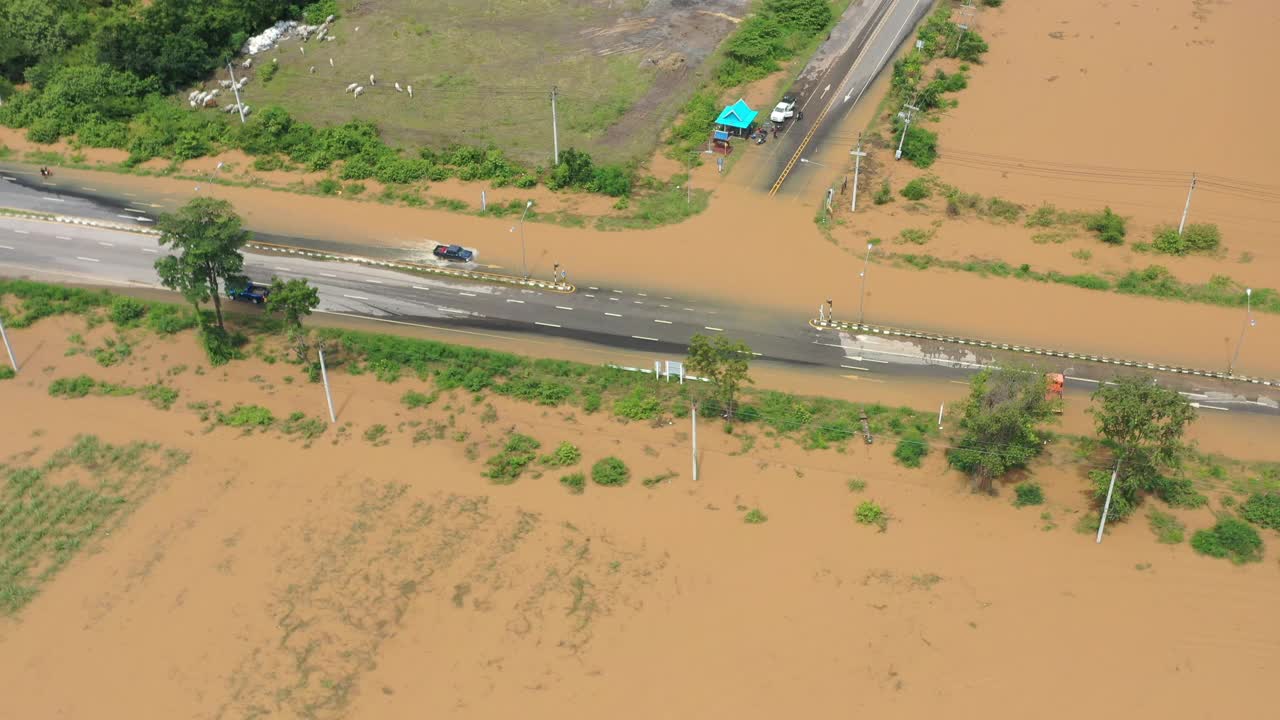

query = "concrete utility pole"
[1178,172,1198,236]
[952,1,977,55]
[857,243,874,324]
[0,314,18,373]
[1095,459,1122,543]
[850,134,867,212]
[1228,287,1256,375]
[894,102,920,161]
[517,200,534,279]
[226,63,247,124]
[318,345,336,423]
[691,403,699,481]
[551,86,560,166]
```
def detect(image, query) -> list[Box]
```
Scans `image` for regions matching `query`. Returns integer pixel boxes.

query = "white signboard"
[665,360,685,384]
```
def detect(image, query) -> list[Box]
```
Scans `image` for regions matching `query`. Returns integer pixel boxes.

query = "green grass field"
[244,0,739,165]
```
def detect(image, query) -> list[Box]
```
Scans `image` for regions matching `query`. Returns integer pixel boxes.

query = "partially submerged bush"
[1086,207,1126,244]
[483,433,541,484]
[1240,492,1280,531]
[1191,517,1263,564]
[591,456,630,486]
[900,178,931,201]
[1013,482,1044,507]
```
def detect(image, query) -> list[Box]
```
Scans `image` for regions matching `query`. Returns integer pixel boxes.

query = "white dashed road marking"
[555,306,573,311]
[631,336,659,342]
[98,242,114,247]
[318,273,337,278]
[411,284,430,289]
[12,230,28,234]
[342,294,369,301]
[654,319,672,324]
[584,294,595,298]
[604,312,622,318]
[0,245,13,250]
[535,322,561,328]
[274,266,290,271]
[704,326,723,332]
[842,365,870,371]
[366,279,382,284]
[459,292,476,297]
[76,256,100,263]
[55,235,71,240]
[141,248,157,254]
[506,299,525,304]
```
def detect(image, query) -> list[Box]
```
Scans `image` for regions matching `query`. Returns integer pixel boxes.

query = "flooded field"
[1,309,1278,719]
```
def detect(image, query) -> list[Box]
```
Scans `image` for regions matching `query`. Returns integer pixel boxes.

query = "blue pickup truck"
[228,281,271,304]
[433,244,474,262]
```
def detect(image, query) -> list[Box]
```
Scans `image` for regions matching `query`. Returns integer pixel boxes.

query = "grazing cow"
[394,82,402,92]
[345,83,358,93]
[354,86,365,97]
[407,85,413,98]
[369,74,375,85]
[329,58,334,67]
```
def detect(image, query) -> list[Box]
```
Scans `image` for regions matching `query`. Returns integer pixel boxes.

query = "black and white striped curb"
[0,208,573,294]
[244,240,574,293]
[812,319,1277,388]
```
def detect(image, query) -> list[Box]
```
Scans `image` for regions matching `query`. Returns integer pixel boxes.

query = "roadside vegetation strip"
[810,319,1277,388]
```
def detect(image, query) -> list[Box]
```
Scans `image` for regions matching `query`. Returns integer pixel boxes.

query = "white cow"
[354,86,365,97]
[369,74,375,85]
[345,82,358,93]
[394,82,402,92]
[407,85,413,98]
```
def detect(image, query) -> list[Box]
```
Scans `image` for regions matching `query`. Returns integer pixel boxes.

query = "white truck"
[769,95,798,123]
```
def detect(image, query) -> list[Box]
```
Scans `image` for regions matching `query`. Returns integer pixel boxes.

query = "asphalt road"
[1,214,1276,418]
[762,0,933,195]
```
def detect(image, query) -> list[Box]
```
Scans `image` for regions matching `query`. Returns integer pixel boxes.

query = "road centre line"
[605,312,622,317]
[506,298,525,304]
[705,326,724,331]
[632,336,659,342]
[654,319,672,324]
[535,321,561,328]
[342,294,369,300]
[75,256,100,263]
[555,306,573,310]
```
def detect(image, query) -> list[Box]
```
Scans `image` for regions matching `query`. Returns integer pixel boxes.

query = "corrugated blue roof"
[715,99,757,129]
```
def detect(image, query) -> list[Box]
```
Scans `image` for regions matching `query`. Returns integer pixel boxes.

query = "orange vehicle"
[1046,373,1065,412]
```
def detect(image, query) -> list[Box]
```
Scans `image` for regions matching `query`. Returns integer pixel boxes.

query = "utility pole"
[1095,459,1122,544]
[894,102,920,161]
[550,86,560,166]
[0,314,18,373]
[226,63,247,124]
[857,242,874,324]
[318,345,336,423]
[1177,172,1197,235]
[952,1,977,56]
[516,200,534,279]
[1228,287,1255,375]
[850,133,867,212]
[691,403,699,481]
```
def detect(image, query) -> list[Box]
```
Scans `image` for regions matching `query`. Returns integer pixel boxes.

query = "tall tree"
[1089,375,1196,519]
[154,197,248,329]
[265,277,319,332]
[685,334,753,419]
[948,364,1057,492]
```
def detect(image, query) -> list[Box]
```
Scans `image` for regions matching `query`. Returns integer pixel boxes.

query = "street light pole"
[0,313,18,373]
[857,242,874,325]
[894,103,920,161]
[1228,287,1255,375]
[850,134,866,212]
[517,200,534,279]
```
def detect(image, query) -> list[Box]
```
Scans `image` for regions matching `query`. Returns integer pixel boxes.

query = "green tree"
[154,197,249,330]
[1089,375,1196,520]
[265,277,320,332]
[685,334,753,419]
[948,364,1057,492]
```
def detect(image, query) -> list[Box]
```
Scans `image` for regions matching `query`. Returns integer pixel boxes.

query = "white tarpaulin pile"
[242,21,324,55]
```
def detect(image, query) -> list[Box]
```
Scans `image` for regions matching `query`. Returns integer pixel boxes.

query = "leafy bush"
[109,296,147,326]
[613,387,661,420]
[744,508,768,524]
[893,433,927,468]
[302,0,338,24]
[48,375,98,398]
[591,456,630,486]
[983,197,1022,222]
[401,389,438,409]
[900,178,931,201]
[855,500,888,531]
[315,178,340,195]
[483,433,541,484]
[140,383,179,410]
[1086,207,1126,244]
[218,404,275,428]
[200,326,244,366]
[1240,492,1280,530]
[539,441,581,467]
[1191,517,1263,564]
[897,123,938,168]
[873,180,894,205]
[145,304,197,334]
[1013,482,1045,507]
[560,472,586,495]
[1147,509,1185,544]
[1152,223,1221,256]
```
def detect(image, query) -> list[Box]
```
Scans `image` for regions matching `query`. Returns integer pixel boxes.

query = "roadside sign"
[665,360,685,384]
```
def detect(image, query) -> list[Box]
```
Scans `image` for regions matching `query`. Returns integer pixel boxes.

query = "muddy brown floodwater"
[1,315,1278,719]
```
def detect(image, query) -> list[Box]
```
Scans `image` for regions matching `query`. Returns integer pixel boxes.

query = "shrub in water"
[893,434,927,468]
[1190,517,1263,564]
[743,508,768,524]
[1240,492,1280,531]
[900,178,930,201]
[591,456,630,486]
[560,472,586,494]
[1086,207,1126,244]
[1013,482,1044,507]
[855,500,887,531]
[483,433,541,484]
[109,296,147,326]
[540,441,581,467]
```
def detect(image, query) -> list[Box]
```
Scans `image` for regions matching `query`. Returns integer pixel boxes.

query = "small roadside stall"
[711,99,758,154]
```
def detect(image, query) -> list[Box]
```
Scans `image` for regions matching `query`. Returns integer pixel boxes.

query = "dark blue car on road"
[433,244,474,262]
[228,281,270,304]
